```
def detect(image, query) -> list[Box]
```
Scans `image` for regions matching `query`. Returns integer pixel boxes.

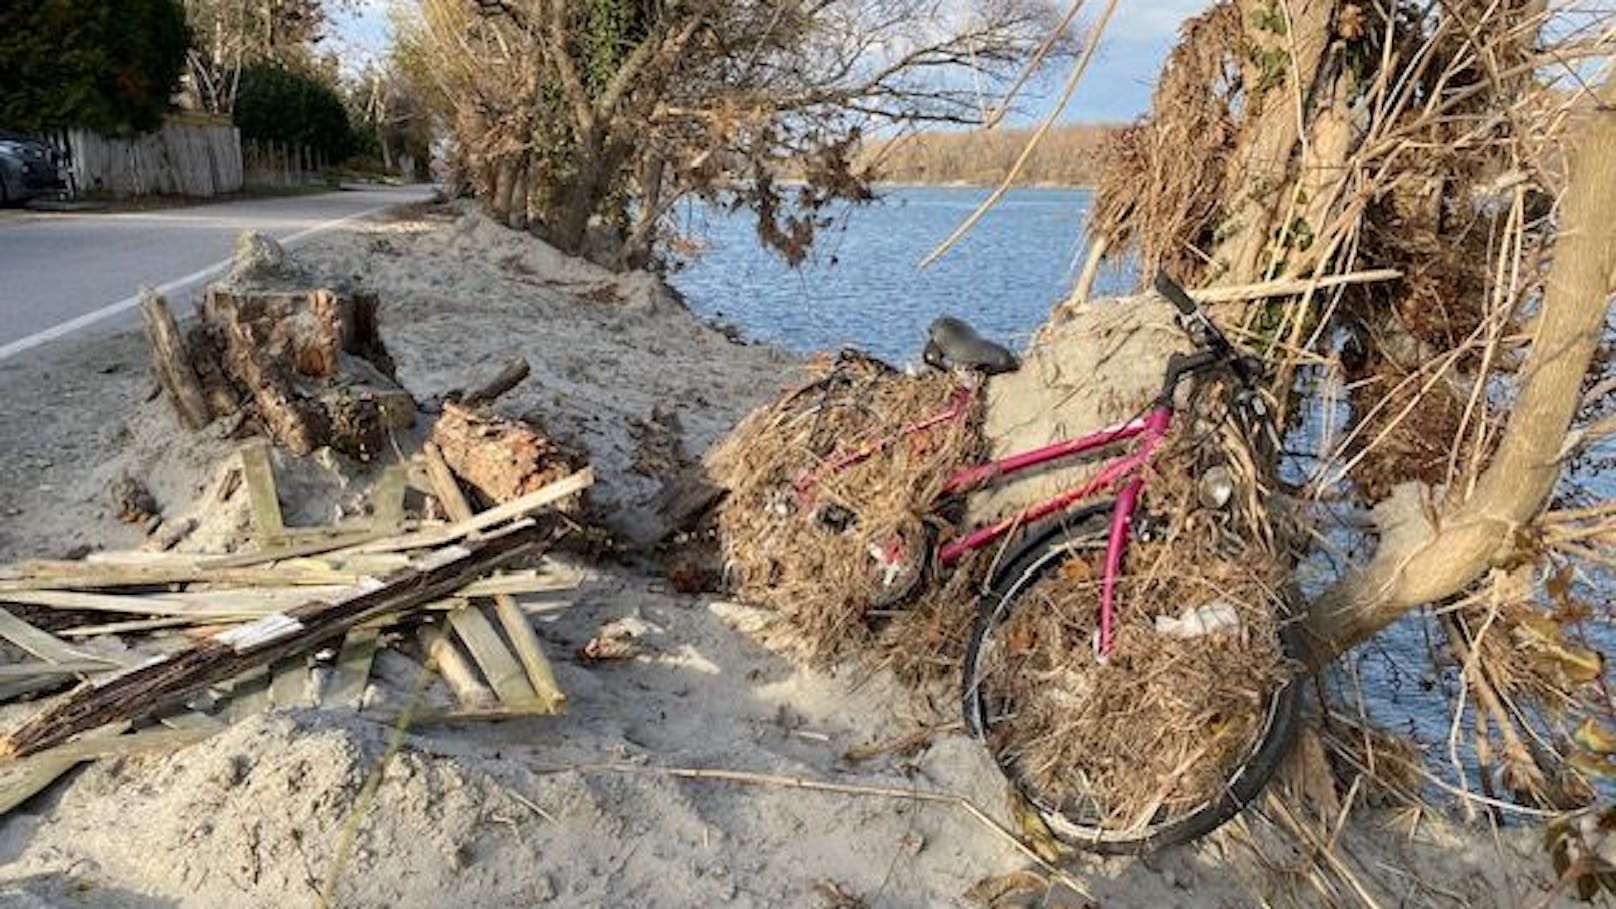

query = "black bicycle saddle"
[923,316,1019,375]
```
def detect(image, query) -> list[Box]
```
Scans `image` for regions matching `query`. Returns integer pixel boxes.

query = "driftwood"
[459,356,531,407]
[141,288,415,458]
[0,520,547,759]
[423,441,567,712]
[430,402,585,508]
[139,291,210,431]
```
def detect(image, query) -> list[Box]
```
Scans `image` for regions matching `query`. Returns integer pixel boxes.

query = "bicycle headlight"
[1197,465,1234,510]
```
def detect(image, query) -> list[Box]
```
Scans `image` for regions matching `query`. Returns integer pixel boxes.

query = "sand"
[0,201,1576,907]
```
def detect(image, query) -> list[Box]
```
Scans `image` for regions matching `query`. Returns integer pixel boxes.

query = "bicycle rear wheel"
[961,509,1301,855]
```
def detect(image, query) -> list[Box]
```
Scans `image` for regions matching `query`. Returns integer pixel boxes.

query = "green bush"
[235,64,356,161]
[0,0,191,134]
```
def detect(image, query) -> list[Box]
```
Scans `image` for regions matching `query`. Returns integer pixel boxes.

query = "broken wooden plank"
[323,628,380,709]
[140,291,211,431]
[240,442,286,542]
[269,657,308,707]
[0,608,119,667]
[371,464,408,534]
[225,672,272,723]
[0,562,365,593]
[459,356,530,407]
[418,624,495,709]
[0,520,549,759]
[0,723,215,816]
[0,661,117,680]
[445,602,537,707]
[424,443,567,713]
[348,468,593,555]
[202,529,392,569]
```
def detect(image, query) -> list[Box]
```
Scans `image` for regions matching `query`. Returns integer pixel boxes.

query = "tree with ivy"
[0,0,191,134]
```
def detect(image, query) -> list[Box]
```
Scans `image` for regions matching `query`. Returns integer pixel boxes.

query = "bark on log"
[430,403,586,508]
[144,287,414,458]
[0,521,548,759]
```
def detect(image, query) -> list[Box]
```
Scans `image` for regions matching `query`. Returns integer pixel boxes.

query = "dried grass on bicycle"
[971,385,1294,831]
[709,352,985,665]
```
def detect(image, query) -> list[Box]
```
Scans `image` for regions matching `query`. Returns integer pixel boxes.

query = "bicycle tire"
[961,507,1302,855]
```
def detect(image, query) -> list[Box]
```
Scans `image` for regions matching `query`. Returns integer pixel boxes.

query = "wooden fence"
[242,140,330,189]
[55,119,243,198]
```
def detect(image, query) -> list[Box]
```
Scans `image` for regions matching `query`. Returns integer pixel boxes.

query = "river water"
[669,187,1129,363]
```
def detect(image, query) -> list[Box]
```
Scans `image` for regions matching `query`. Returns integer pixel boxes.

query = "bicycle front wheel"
[961,511,1302,855]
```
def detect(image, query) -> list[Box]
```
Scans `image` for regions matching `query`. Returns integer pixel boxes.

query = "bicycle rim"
[964,522,1299,852]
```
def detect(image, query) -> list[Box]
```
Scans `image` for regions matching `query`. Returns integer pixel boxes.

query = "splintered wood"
[0,461,593,802]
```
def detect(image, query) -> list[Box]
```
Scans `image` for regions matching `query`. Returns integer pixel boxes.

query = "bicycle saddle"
[923,317,1019,375]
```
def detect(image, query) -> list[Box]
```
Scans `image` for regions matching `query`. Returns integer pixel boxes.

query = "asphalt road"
[0,184,433,361]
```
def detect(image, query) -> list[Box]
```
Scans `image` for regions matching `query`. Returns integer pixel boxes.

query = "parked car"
[0,131,66,205]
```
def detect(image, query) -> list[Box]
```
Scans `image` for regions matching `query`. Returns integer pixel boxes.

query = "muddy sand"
[0,202,1573,907]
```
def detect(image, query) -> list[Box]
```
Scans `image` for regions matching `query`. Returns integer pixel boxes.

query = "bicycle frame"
[794,393,1175,655]
[938,404,1173,654]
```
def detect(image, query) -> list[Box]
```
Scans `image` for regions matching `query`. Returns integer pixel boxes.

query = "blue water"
[668,187,1134,362]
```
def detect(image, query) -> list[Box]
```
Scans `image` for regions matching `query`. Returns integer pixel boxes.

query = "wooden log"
[0,521,549,759]
[430,402,585,508]
[139,292,211,430]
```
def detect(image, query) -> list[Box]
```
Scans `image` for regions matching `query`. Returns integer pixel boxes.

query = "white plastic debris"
[1154,601,1242,639]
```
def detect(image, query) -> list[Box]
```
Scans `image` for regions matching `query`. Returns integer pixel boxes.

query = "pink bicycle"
[792,273,1301,853]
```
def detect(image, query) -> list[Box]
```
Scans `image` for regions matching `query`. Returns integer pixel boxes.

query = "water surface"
[669,187,1132,362]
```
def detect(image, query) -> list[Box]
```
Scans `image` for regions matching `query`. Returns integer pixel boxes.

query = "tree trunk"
[1302,89,1616,666]
[1210,0,1340,283]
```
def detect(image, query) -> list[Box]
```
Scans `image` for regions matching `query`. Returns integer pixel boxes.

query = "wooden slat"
[445,602,537,707]
[423,443,567,713]
[371,464,408,533]
[0,722,221,816]
[348,468,592,555]
[226,673,272,723]
[0,563,365,593]
[0,661,116,679]
[1,522,547,758]
[418,625,495,708]
[324,628,380,709]
[239,442,286,541]
[0,607,119,666]
[269,657,308,707]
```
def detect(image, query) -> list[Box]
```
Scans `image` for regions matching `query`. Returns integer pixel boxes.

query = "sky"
[328,0,1207,123]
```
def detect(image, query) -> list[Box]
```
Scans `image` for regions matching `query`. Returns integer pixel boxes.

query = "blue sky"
[329,0,1204,123]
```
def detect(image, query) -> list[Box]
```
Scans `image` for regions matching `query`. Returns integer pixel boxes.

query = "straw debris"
[710,351,985,666]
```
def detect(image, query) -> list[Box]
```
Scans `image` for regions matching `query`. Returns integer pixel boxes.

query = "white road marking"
[0,197,409,363]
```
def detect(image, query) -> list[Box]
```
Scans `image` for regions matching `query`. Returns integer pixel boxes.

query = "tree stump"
[142,288,415,459]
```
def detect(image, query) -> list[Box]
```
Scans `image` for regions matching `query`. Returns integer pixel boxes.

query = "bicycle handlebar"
[1153,271,1264,389]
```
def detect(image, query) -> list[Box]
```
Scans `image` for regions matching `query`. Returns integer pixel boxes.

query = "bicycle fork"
[1098,476,1144,658]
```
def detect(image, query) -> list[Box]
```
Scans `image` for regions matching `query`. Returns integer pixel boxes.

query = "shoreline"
[0,206,1572,908]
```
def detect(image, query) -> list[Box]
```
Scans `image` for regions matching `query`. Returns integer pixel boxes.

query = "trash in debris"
[1154,600,1243,639]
